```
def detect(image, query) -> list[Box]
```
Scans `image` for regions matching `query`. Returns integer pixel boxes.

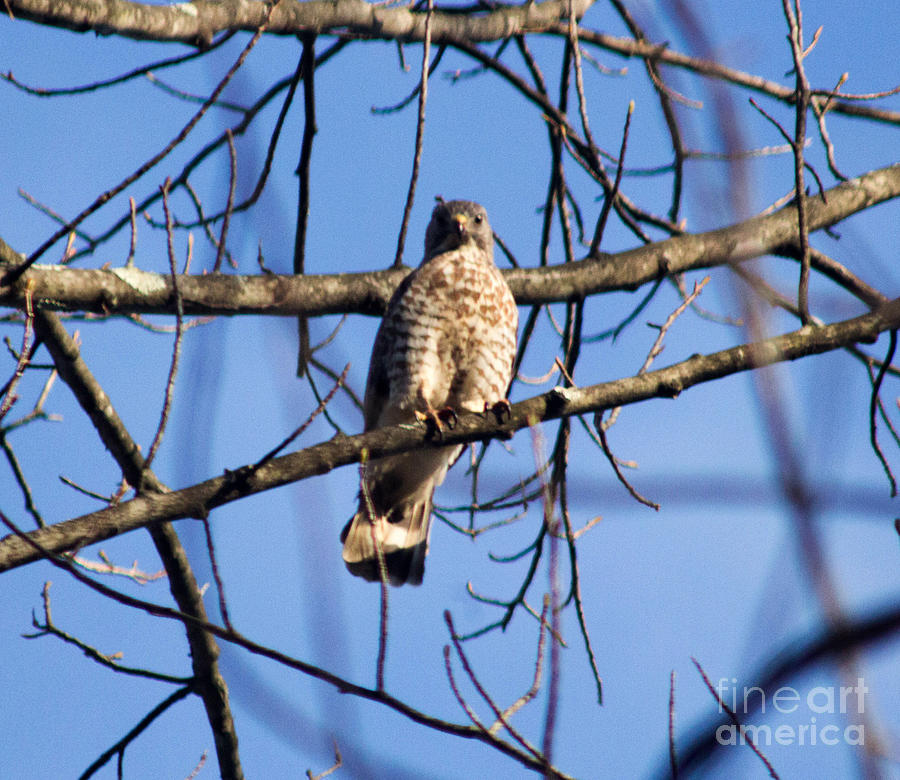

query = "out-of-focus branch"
[1,162,898,317]
[673,600,900,775]
[569,27,900,127]
[4,294,900,572]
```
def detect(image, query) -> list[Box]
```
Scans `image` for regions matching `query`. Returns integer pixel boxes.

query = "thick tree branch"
[1,163,898,317]
[6,0,594,45]
[7,0,897,127]
[4,294,900,573]
[29,309,244,780]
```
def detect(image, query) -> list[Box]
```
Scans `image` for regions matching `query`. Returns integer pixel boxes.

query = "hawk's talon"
[438,407,458,429]
[415,406,457,440]
[484,399,512,424]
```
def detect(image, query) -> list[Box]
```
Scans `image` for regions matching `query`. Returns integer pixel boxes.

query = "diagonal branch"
[0,508,575,779]
[2,5,275,281]
[27,309,244,780]
[674,601,900,775]
[5,294,900,573]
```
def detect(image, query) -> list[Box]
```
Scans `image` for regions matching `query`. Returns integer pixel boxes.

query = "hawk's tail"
[340,494,433,586]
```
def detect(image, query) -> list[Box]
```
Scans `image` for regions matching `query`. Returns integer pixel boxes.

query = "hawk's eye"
[474,214,484,225]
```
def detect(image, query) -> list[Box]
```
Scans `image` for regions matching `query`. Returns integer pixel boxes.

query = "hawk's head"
[424,200,493,260]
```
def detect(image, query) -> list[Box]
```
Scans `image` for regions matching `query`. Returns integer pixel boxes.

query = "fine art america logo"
[715,678,867,747]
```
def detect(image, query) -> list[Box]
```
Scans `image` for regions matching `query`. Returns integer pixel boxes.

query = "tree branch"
[8,0,897,127]
[6,0,594,46]
[673,600,900,775]
[1,508,575,779]
[4,294,900,573]
[1,162,897,317]
[28,309,244,780]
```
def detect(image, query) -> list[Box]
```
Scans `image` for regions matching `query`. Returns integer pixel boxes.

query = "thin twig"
[669,670,678,778]
[0,32,236,96]
[72,551,165,584]
[1,431,46,527]
[252,363,348,467]
[691,658,780,778]
[590,100,634,255]
[0,281,34,423]
[185,752,208,780]
[24,582,187,683]
[594,416,659,510]
[306,740,342,780]
[79,685,195,779]
[17,189,93,245]
[145,71,247,114]
[811,72,848,181]
[304,367,346,434]
[357,456,390,691]
[144,180,185,474]
[0,512,570,777]
[567,0,597,154]
[126,197,137,266]
[869,330,898,496]
[142,42,349,235]
[781,0,813,324]
[557,461,603,704]
[295,33,318,377]
[866,361,900,452]
[372,45,446,114]
[375,534,389,691]
[444,611,543,760]
[213,129,237,272]
[58,475,114,503]
[603,276,709,430]
[443,644,489,729]
[488,595,549,734]
[200,513,233,631]
[310,355,364,414]
[4,5,277,280]
[393,0,434,268]
[610,0,686,221]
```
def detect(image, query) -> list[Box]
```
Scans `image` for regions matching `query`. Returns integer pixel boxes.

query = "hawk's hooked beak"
[452,213,468,239]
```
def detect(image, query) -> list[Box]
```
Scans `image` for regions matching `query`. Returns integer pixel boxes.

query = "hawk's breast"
[379,243,517,415]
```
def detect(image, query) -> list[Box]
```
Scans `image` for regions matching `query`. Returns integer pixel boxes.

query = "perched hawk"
[341,200,518,585]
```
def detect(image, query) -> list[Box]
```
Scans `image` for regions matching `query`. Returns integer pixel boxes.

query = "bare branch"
[7,0,595,46]
[79,685,195,779]
[6,294,900,572]
[24,308,243,779]
[1,509,574,778]
[24,581,189,684]
[143,181,186,473]
[2,163,898,318]
[306,740,342,780]
[294,33,318,376]
[393,0,434,268]
[2,6,276,280]
[691,657,779,778]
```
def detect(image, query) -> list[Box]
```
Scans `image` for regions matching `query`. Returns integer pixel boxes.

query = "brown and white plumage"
[341,200,518,585]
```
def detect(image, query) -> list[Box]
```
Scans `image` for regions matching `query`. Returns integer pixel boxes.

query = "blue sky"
[2,1,900,778]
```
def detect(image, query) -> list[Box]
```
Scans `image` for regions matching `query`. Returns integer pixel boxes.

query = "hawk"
[341,200,518,586]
